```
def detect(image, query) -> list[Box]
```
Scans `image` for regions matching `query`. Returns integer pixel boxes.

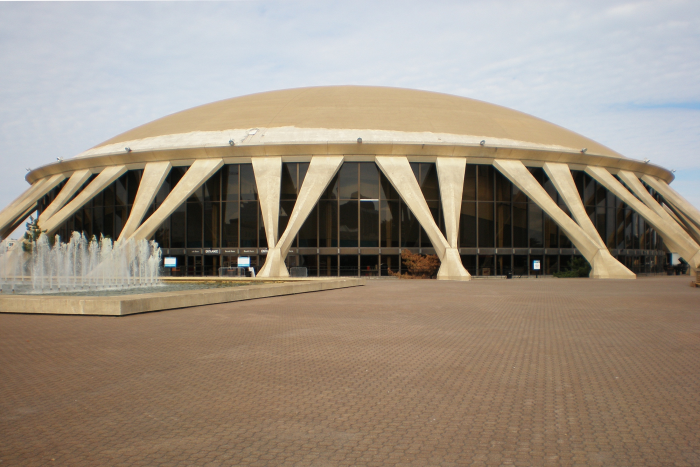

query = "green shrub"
[553,257,591,278]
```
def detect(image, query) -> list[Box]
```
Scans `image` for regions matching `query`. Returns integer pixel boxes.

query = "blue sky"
[1,0,699,238]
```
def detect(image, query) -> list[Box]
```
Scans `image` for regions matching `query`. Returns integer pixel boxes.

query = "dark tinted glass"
[298,205,317,247]
[544,213,558,248]
[187,201,202,248]
[478,166,494,202]
[459,202,476,248]
[127,170,142,205]
[240,201,258,247]
[400,201,419,247]
[513,203,528,248]
[528,202,543,248]
[496,203,511,248]
[204,202,219,247]
[359,163,379,200]
[222,202,239,247]
[279,201,296,245]
[322,173,339,200]
[258,206,267,248]
[463,165,476,201]
[319,255,338,276]
[478,202,494,247]
[222,165,239,201]
[203,170,220,202]
[360,201,379,247]
[240,164,257,200]
[281,163,298,200]
[170,204,186,248]
[299,163,309,188]
[381,200,399,247]
[339,200,358,247]
[419,164,440,201]
[379,173,398,200]
[318,200,337,247]
[339,163,358,199]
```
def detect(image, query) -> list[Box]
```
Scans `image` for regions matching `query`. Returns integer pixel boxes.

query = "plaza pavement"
[1,276,699,466]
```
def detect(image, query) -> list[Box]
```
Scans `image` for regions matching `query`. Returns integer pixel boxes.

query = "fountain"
[0,232,161,294]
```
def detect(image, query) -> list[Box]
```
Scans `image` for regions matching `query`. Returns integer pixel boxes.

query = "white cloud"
[0,0,699,237]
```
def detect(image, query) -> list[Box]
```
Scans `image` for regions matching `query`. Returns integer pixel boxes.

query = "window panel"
[359,163,380,200]
[204,202,220,248]
[478,202,495,248]
[339,200,359,247]
[463,165,477,201]
[400,201,420,248]
[221,165,239,202]
[360,200,379,247]
[528,202,543,248]
[222,202,239,248]
[298,205,317,248]
[240,201,258,247]
[186,201,203,248]
[339,162,359,199]
[459,202,477,248]
[318,200,338,247]
[240,164,258,201]
[381,200,400,248]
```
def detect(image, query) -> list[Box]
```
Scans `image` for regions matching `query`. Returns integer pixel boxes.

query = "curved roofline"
[89,85,626,160]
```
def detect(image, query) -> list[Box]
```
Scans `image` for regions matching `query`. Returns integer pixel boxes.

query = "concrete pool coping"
[0,277,365,316]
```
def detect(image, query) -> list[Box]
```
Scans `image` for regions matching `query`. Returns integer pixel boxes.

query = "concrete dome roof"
[96,86,623,159]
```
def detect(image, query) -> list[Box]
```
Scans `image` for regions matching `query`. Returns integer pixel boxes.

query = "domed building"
[1,86,699,279]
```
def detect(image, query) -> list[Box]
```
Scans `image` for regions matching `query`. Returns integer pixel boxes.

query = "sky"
[0,0,699,239]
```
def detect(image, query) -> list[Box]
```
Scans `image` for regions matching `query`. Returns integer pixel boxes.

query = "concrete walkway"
[1,276,698,466]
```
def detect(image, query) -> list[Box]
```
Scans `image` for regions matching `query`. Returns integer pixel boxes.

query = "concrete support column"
[43,166,127,236]
[252,157,282,252]
[0,173,66,239]
[258,156,344,278]
[494,160,634,279]
[131,159,224,241]
[376,156,469,281]
[586,166,700,269]
[641,175,700,229]
[38,169,92,224]
[117,162,172,242]
[435,157,471,280]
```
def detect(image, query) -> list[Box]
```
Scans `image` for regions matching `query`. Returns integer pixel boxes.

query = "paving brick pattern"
[1,276,699,466]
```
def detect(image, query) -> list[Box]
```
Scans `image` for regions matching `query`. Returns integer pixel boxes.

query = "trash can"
[507,271,513,279]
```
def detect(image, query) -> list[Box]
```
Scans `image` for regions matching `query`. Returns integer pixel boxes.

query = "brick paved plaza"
[1,276,699,466]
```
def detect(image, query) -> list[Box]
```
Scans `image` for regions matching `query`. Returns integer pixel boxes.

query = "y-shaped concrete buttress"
[130,159,223,241]
[0,174,66,239]
[641,175,700,230]
[43,166,127,236]
[376,156,469,281]
[258,156,344,277]
[494,160,634,279]
[117,162,172,242]
[435,157,471,280]
[543,163,607,250]
[615,170,700,269]
[586,166,700,269]
[38,169,92,224]
[252,157,282,252]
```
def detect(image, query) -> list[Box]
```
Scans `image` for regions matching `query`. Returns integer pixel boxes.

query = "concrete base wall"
[0,278,364,316]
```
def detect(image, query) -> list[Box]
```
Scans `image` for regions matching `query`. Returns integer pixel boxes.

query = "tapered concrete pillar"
[38,169,92,224]
[258,156,344,277]
[494,160,634,279]
[376,156,469,281]
[252,157,282,253]
[586,166,700,269]
[641,175,700,229]
[0,173,66,239]
[544,163,606,249]
[117,162,172,242]
[435,157,471,280]
[663,204,700,244]
[616,170,700,269]
[42,166,127,236]
[131,159,223,241]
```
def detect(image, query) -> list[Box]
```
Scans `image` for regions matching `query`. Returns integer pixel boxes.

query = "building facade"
[2,86,699,279]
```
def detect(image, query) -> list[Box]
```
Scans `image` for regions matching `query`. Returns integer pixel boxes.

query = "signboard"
[164,257,177,268]
[237,257,251,267]
[532,260,541,271]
